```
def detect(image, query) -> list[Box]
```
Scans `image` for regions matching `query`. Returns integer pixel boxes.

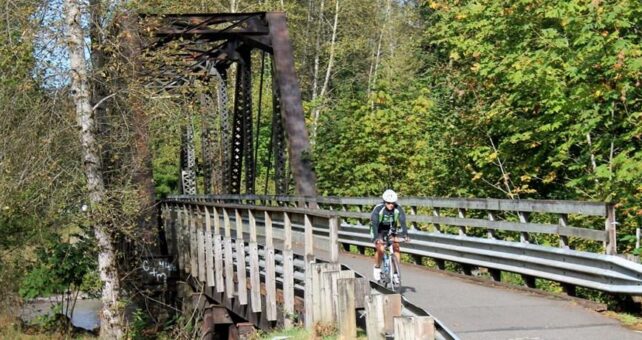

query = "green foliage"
[19,234,98,300]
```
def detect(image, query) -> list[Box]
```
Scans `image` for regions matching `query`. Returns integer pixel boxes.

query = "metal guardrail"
[165,195,642,295]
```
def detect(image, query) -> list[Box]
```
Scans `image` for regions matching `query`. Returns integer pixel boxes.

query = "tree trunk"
[311,0,339,143]
[119,12,157,237]
[64,0,123,338]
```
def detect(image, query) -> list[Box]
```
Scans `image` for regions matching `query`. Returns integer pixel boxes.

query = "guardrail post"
[337,277,356,339]
[393,316,435,340]
[235,209,248,305]
[248,209,261,313]
[605,204,617,255]
[283,211,295,328]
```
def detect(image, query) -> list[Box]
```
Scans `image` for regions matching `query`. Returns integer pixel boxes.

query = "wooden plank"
[337,278,356,340]
[366,294,386,340]
[304,255,315,329]
[248,209,261,313]
[264,211,277,321]
[330,270,355,322]
[248,241,261,313]
[284,211,292,250]
[236,243,248,305]
[264,247,277,321]
[190,207,198,277]
[407,215,607,241]
[282,249,295,328]
[223,208,235,299]
[176,207,184,272]
[204,207,215,287]
[304,214,314,257]
[393,316,435,340]
[197,208,206,282]
[213,207,224,291]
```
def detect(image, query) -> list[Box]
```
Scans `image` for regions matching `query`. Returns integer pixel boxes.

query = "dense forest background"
[1,0,641,333]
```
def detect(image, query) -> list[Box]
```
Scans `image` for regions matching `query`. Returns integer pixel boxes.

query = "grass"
[254,325,367,339]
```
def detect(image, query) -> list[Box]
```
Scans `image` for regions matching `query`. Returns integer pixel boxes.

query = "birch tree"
[64,0,123,337]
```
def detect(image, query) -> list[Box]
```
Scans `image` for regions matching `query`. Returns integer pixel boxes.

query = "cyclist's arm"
[370,204,382,240]
[397,205,408,239]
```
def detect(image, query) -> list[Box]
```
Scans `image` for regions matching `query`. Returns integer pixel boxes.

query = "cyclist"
[370,189,408,283]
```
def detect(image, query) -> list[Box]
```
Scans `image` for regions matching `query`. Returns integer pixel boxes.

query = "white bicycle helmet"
[382,189,398,203]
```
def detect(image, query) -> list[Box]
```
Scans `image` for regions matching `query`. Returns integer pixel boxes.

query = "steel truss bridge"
[141,12,642,340]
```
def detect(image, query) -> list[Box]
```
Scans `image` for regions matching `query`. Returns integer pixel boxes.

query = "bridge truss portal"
[142,12,317,197]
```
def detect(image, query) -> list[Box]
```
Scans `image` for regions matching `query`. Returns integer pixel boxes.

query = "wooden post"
[204,207,215,287]
[337,278,356,340]
[605,204,617,255]
[393,316,435,340]
[312,263,341,324]
[457,208,466,236]
[213,207,224,292]
[223,208,235,299]
[197,207,206,282]
[559,214,569,249]
[304,214,314,257]
[487,211,497,239]
[264,211,277,321]
[329,216,339,263]
[518,211,530,243]
[283,211,295,328]
[235,209,248,305]
[366,294,386,340]
[432,208,442,233]
[248,209,261,313]
[329,270,355,322]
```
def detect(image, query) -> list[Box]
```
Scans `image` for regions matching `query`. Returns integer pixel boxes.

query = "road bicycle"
[379,231,407,292]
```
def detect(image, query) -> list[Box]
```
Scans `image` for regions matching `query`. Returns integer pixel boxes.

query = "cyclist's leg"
[373,231,385,281]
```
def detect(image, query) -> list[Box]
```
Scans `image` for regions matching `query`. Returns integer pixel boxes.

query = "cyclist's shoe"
[393,274,400,285]
[373,266,381,281]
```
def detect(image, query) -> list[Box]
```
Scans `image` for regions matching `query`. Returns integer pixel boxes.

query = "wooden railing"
[161,200,454,339]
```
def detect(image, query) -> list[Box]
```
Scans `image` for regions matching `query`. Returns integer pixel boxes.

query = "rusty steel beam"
[266,13,317,197]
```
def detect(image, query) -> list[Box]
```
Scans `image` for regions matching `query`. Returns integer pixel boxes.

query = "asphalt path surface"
[313,247,642,340]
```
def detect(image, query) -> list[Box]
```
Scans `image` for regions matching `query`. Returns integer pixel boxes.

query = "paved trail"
[316,248,642,340]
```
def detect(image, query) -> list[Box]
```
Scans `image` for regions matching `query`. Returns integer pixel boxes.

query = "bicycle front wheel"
[390,254,401,292]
